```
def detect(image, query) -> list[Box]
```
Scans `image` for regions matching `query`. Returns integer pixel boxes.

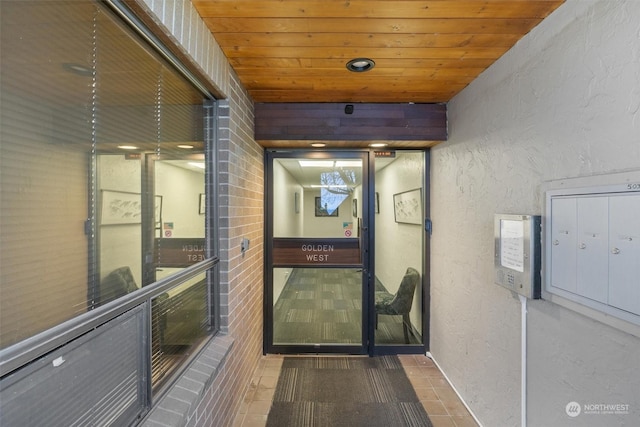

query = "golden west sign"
[272,238,361,266]
[155,238,206,267]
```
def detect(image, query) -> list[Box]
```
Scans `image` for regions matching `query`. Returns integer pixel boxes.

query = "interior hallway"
[233,355,478,427]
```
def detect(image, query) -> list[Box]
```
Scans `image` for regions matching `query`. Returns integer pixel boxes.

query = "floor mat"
[266,356,433,427]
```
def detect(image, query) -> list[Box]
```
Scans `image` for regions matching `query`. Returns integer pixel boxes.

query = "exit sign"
[374,151,396,158]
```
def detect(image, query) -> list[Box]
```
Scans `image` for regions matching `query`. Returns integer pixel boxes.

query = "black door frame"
[264,149,430,356]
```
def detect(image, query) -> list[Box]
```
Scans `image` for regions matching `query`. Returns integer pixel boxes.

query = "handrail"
[0,258,217,378]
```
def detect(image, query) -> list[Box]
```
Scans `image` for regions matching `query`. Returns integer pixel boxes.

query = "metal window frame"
[0,1,221,420]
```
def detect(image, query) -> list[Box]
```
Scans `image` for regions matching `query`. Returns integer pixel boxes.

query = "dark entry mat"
[266,356,433,427]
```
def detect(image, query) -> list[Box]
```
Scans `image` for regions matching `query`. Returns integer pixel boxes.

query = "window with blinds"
[0,0,217,414]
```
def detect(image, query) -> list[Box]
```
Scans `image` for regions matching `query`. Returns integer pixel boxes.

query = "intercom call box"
[494,214,542,299]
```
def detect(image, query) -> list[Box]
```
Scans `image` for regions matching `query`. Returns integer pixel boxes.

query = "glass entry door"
[265,150,427,355]
[267,152,367,353]
[373,151,426,348]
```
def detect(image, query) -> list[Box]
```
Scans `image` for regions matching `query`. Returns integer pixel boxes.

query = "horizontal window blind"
[1,0,207,349]
[1,0,96,349]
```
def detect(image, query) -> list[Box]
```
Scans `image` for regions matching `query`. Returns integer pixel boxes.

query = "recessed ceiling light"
[346,58,375,72]
[178,144,194,149]
[311,143,326,148]
[118,145,139,150]
[369,143,388,148]
[62,63,92,77]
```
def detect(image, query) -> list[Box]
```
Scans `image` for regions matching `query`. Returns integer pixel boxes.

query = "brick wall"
[136,1,265,426]
[202,75,264,426]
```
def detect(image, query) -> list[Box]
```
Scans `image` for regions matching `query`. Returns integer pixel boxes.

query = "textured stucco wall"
[431,0,640,426]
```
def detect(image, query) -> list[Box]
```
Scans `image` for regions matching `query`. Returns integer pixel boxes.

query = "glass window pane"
[94,11,206,294]
[273,158,362,238]
[271,156,364,348]
[151,272,209,389]
[0,0,210,354]
[1,0,95,348]
[374,152,424,345]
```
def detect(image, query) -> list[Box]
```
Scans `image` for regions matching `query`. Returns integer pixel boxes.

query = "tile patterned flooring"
[233,354,479,427]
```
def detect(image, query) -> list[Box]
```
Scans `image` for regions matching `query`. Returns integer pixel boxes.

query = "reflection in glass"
[151,272,209,389]
[0,0,212,394]
[318,170,357,214]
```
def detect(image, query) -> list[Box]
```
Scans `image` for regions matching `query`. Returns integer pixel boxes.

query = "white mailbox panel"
[608,194,640,315]
[550,197,577,293]
[576,196,608,303]
[545,176,640,329]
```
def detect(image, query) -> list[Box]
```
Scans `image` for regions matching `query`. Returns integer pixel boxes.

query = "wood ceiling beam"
[254,102,447,142]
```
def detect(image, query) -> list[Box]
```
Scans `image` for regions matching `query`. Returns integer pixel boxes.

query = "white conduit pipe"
[519,294,528,427]
[427,294,528,427]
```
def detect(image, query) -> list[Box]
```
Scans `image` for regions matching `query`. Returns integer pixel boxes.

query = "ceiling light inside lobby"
[62,62,92,77]
[299,160,334,168]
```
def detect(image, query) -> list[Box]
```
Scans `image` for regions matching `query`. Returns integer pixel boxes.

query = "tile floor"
[232,354,479,427]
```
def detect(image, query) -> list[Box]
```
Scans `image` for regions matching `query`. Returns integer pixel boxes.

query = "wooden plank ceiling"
[192,0,564,104]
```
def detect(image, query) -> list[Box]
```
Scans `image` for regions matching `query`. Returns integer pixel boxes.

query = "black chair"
[99,266,138,305]
[375,267,420,343]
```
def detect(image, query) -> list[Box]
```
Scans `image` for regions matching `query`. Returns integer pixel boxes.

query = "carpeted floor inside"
[273,268,421,345]
[266,356,433,427]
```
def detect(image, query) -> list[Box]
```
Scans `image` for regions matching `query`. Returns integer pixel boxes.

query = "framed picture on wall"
[100,190,163,226]
[315,197,339,217]
[155,195,163,228]
[393,188,422,224]
[100,190,142,225]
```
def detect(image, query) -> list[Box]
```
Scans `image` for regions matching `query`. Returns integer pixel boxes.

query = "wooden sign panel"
[272,238,361,266]
[255,103,447,143]
[155,238,206,267]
